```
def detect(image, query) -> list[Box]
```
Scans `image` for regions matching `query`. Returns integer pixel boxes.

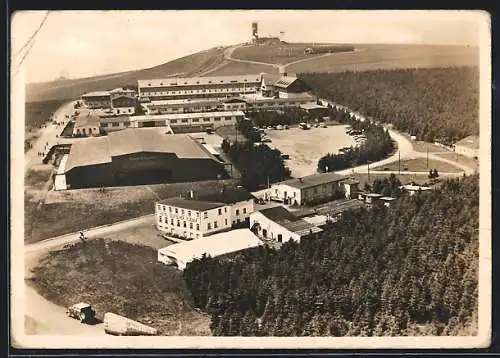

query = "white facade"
[270,183,302,205]
[230,199,254,225]
[130,111,245,129]
[249,211,302,243]
[155,202,232,240]
[270,178,345,206]
[112,107,135,115]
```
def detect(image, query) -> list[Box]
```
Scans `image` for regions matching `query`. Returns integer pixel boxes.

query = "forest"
[247,107,311,127]
[183,175,479,336]
[221,138,291,191]
[318,112,395,172]
[300,67,479,145]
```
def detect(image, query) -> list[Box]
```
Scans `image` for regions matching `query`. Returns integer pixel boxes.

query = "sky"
[11,10,485,84]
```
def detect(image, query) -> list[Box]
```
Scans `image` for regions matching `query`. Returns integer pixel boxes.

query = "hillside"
[184,175,479,336]
[26,48,226,103]
[300,67,479,144]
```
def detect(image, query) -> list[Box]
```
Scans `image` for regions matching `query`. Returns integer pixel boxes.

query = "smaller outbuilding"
[157,229,262,270]
[250,206,323,244]
[399,185,432,196]
[73,114,101,136]
[453,135,479,159]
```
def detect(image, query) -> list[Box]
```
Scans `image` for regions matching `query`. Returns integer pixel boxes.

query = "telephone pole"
[398,151,401,174]
[426,147,429,169]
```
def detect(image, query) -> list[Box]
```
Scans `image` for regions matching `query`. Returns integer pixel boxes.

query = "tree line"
[299,67,479,145]
[247,107,311,127]
[221,138,291,191]
[183,175,479,336]
[317,111,395,172]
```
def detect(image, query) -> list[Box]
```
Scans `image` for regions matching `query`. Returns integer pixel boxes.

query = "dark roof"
[257,206,321,235]
[278,172,346,190]
[261,73,280,86]
[194,186,254,204]
[158,198,227,211]
[223,97,247,103]
[273,76,300,89]
[259,206,300,223]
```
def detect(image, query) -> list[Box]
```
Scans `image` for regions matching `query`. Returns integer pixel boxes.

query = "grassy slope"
[287,44,479,73]
[29,239,211,335]
[26,48,226,103]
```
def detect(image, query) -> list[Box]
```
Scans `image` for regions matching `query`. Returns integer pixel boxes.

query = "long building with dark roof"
[60,128,228,189]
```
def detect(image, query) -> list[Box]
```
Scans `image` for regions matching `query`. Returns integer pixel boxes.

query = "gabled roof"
[256,206,323,236]
[64,130,215,173]
[261,73,280,86]
[139,75,262,88]
[158,197,227,211]
[278,172,346,190]
[74,114,101,129]
[273,76,300,89]
[454,135,479,149]
[82,91,110,97]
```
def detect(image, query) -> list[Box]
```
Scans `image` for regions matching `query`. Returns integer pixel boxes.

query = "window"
[203,118,210,122]
[262,229,267,238]
[181,209,184,215]
[171,219,174,225]
[203,212,208,219]
[277,234,283,243]
[181,119,188,123]
[190,223,193,229]
[169,207,172,212]
[207,223,212,230]
[197,212,200,217]
[192,119,199,123]
[236,209,240,215]
[225,218,228,226]
[218,208,222,215]
[112,122,120,127]
[183,221,187,228]
[214,117,221,121]
[159,217,163,223]
[214,221,218,228]
[171,119,177,124]
[224,207,227,213]
[196,224,200,230]
[101,123,108,128]
[175,208,178,214]
[243,208,247,214]
[177,220,180,227]
[237,219,241,223]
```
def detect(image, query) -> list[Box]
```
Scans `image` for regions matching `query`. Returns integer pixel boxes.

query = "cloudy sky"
[11,10,485,84]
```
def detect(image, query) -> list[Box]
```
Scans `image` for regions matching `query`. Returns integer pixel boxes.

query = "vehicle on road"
[205,127,215,134]
[284,125,289,129]
[321,123,327,128]
[66,302,96,324]
[299,122,311,130]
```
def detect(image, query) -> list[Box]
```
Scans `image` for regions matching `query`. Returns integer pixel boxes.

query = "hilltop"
[26,42,478,103]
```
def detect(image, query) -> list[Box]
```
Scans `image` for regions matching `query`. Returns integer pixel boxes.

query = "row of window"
[141,84,259,93]
[158,205,206,218]
[144,116,239,126]
[101,122,129,128]
[158,216,229,231]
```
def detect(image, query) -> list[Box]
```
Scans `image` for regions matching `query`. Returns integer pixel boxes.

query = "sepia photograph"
[10,10,491,349]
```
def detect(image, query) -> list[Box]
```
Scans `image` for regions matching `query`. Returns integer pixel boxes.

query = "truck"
[66,302,96,324]
[103,312,158,336]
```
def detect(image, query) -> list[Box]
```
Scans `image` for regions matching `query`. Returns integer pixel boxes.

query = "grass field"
[372,158,463,173]
[265,125,355,177]
[287,44,478,74]
[432,152,479,172]
[24,179,238,244]
[231,43,354,65]
[407,139,450,153]
[347,172,438,189]
[29,239,211,335]
[206,60,276,76]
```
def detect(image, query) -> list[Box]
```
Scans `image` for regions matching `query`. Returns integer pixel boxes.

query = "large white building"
[453,135,479,159]
[156,198,232,240]
[138,75,262,101]
[250,206,323,243]
[269,172,352,206]
[155,187,255,239]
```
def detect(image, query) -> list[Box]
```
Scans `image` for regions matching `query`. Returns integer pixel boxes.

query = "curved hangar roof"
[64,128,214,172]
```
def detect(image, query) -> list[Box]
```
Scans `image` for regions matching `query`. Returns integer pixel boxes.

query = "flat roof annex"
[158,229,262,264]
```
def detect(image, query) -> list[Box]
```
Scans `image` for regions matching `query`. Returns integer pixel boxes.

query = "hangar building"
[61,128,228,189]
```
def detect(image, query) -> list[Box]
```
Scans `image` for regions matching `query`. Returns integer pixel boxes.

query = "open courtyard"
[265,124,356,177]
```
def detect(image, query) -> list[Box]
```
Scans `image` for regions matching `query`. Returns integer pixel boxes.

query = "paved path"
[25,100,76,171]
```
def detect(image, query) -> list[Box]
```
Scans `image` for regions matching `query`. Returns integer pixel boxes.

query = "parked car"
[66,303,96,324]
[321,123,327,128]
